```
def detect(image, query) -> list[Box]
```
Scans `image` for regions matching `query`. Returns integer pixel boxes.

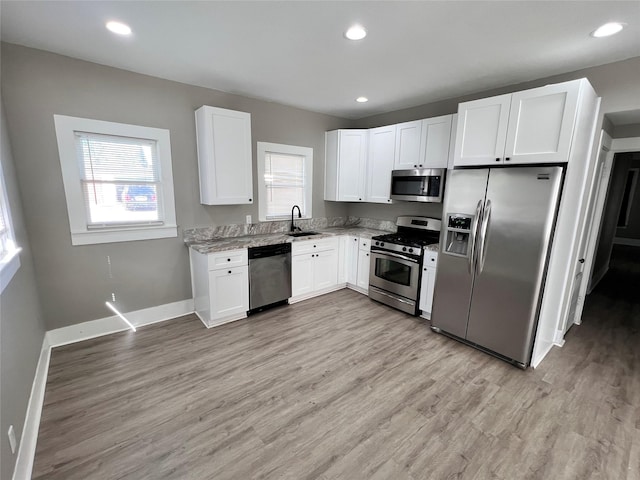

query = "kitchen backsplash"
[183,216,396,243]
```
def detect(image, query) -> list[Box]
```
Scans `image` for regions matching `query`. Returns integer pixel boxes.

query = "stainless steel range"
[369,216,441,315]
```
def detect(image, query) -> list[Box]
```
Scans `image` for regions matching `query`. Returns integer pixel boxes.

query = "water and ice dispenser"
[444,214,473,257]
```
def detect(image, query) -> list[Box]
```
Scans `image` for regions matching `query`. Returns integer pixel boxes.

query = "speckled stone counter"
[425,243,440,252]
[188,226,393,254]
[185,217,395,254]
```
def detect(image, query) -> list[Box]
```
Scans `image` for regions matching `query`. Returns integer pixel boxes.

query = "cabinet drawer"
[208,249,248,271]
[359,238,371,251]
[292,237,338,255]
[424,251,438,265]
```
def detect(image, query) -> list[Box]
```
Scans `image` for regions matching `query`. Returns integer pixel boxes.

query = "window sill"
[0,249,21,295]
[71,225,178,246]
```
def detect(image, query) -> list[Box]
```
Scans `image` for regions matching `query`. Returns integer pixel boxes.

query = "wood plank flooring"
[33,248,639,479]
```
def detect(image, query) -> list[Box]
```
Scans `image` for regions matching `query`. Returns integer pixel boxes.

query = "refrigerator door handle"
[478,199,492,274]
[469,199,483,274]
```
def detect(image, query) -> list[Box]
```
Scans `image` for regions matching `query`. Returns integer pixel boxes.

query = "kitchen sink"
[288,231,320,237]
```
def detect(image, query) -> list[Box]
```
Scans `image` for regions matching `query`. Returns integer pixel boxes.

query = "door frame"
[570,134,640,330]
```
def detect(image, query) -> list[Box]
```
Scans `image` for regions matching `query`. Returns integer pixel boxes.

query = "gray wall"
[614,123,640,139]
[0,98,47,480]
[347,56,640,222]
[1,43,351,330]
[615,156,640,241]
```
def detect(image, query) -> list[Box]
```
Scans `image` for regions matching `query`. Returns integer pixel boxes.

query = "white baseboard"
[346,283,368,296]
[12,337,51,480]
[46,299,194,348]
[289,285,346,304]
[613,237,640,247]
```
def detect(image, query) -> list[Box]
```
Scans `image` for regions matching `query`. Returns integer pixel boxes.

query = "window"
[54,115,177,245]
[257,142,313,221]
[0,160,20,294]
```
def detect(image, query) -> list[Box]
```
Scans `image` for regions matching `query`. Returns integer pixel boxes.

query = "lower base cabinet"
[345,236,371,294]
[190,248,249,327]
[419,251,438,319]
[291,238,339,301]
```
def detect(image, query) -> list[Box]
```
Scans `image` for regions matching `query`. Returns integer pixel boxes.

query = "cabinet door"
[394,120,423,169]
[337,236,349,284]
[347,236,359,285]
[421,115,453,169]
[356,249,371,291]
[366,125,396,203]
[314,249,339,291]
[454,94,511,167]
[209,266,249,322]
[337,130,368,202]
[292,254,314,297]
[195,106,253,205]
[504,81,580,164]
[419,267,436,315]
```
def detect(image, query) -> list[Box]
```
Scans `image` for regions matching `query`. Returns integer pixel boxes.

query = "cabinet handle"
[366,253,369,257]
[228,270,231,274]
[387,199,391,202]
[424,268,427,271]
[359,198,362,201]
[495,158,500,162]
[311,254,315,258]
[505,157,510,162]
[354,238,357,241]
[227,258,231,262]
[431,258,435,262]
[419,164,423,167]
[249,198,252,202]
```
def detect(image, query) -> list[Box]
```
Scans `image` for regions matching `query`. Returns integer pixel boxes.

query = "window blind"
[264,152,306,219]
[74,132,163,226]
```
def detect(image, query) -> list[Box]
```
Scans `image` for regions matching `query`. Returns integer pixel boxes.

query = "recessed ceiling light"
[591,22,624,38]
[106,21,132,36]
[356,97,369,103]
[345,25,367,41]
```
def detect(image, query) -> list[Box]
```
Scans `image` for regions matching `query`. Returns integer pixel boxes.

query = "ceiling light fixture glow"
[345,25,367,40]
[356,97,369,103]
[591,22,624,38]
[106,21,132,36]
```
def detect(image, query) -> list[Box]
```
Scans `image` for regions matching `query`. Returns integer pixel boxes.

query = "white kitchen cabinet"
[453,94,512,167]
[324,129,368,202]
[356,248,371,292]
[394,120,423,169]
[419,251,438,319]
[291,237,340,302]
[346,236,359,286]
[421,115,453,169]
[366,125,396,204]
[195,106,253,205]
[190,248,249,328]
[454,79,584,167]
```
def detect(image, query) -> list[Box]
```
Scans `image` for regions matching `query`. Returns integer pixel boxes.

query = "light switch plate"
[8,425,16,454]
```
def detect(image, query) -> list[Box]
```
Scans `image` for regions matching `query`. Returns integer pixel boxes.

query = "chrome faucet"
[291,205,302,232]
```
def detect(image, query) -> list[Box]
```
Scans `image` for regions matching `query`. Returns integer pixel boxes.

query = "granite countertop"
[424,243,440,252]
[189,226,391,254]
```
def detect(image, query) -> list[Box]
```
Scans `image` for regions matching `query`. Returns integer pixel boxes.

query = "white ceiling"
[1,1,639,119]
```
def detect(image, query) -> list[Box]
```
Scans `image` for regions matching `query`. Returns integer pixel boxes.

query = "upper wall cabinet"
[366,125,396,204]
[324,129,368,202]
[195,106,253,205]
[422,115,454,169]
[454,79,583,167]
[394,120,423,169]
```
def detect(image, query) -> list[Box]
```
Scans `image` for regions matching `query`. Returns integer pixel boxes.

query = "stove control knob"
[409,248,414,253]
[402,247,407,252]
[375,241,380,246]
[380,242,384,247]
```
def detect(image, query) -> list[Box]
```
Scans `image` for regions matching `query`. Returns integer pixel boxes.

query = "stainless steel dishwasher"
[248,243,292,314]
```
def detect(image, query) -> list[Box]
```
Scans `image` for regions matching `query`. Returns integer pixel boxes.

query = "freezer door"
[465,166,563,365]
[431,168,489,338]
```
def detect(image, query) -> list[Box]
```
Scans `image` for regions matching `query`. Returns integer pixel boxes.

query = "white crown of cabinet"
[195,106,253,205]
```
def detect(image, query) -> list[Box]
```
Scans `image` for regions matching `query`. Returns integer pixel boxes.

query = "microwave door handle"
[469,199,483,274]
[477,199,492,275]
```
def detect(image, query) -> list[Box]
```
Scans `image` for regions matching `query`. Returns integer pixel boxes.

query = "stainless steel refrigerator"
[431,166,564,367]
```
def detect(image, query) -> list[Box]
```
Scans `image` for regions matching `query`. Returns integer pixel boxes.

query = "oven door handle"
[371,250,419,264]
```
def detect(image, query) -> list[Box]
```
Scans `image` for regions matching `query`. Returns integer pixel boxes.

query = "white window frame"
[257,142,313,222]
[54,115,177,245]
[0,160,21,294]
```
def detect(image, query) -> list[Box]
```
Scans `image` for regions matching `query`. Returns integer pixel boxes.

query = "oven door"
[369,250,420,300]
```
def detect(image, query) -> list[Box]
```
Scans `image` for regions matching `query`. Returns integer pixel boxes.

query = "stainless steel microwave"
[390,168,445,202]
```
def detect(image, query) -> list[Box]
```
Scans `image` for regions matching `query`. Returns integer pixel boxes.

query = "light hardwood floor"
[33,251,639,479]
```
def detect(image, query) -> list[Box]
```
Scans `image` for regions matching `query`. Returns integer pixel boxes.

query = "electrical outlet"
[8,425,16,454]
[246,215,252,225]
